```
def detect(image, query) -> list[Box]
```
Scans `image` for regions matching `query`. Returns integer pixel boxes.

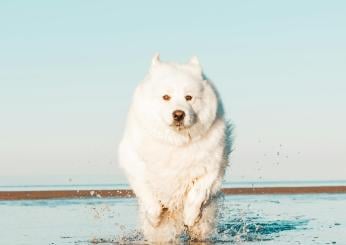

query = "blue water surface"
[1,194,345,244]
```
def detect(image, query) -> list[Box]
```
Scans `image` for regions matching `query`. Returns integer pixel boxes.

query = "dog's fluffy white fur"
[118,54,231,242]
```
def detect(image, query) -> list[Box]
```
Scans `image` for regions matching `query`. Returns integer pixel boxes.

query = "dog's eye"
[162,95,171,101]
[185,95,193,101]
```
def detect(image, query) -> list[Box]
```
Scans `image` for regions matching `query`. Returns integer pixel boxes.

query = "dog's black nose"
[172,110,185,122]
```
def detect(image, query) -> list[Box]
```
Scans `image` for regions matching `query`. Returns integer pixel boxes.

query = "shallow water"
[0,194,345,244]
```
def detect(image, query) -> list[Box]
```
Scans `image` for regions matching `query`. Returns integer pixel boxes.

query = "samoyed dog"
[118,54,231,242]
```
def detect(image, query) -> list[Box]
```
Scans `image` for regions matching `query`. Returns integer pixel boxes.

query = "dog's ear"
[151,53,161,66]
[188,56,200,66]
[187,56,203,76]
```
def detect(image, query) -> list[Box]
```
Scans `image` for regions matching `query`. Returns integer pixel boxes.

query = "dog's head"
[133,54,220,145]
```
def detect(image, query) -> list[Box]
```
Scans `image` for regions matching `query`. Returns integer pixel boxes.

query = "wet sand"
[1,186,346,200]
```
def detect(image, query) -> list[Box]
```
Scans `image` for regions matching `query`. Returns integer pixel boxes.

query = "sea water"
[0,193,345,244]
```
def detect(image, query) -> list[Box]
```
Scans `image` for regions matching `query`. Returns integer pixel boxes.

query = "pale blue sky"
[0,0,345,184]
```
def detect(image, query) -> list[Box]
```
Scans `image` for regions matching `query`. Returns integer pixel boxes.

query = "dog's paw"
[183,207,202,227]
[145,202,163,227]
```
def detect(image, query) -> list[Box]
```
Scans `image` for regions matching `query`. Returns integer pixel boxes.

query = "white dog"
[118,54,231,242]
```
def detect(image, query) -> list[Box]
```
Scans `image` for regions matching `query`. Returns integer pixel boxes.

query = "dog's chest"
[138,139,213,207]
[139,137,208,172]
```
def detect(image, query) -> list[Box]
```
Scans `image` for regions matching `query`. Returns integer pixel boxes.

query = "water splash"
[214,217,309,243]
[75,196,310,244]
[80,217,308,244]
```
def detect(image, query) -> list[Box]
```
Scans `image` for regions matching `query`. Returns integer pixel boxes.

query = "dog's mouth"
[171,121,186,131]
[169,121,193,140]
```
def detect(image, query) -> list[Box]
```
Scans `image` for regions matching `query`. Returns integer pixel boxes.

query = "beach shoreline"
[1,186,346,200]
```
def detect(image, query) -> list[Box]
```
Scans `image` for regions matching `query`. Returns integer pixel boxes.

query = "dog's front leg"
[119,145,163,227]
[127,175,163,227]
[183,169,220,227]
